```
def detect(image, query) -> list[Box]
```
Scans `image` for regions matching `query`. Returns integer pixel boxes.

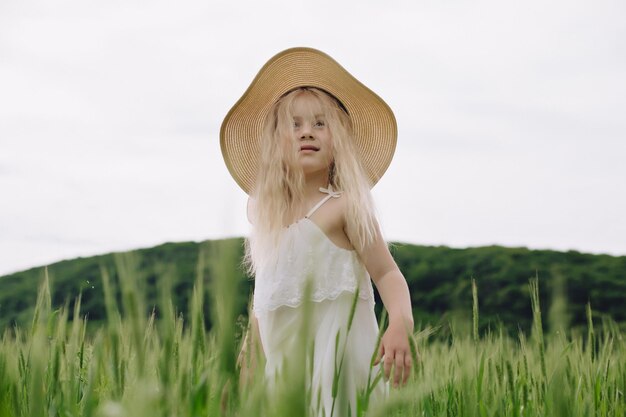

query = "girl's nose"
[299,123,314,139]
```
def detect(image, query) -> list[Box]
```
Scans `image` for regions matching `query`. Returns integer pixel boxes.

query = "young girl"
[221,47,415,416]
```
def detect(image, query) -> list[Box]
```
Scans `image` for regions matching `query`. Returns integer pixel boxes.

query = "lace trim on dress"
[252,224,376,314]
[252,185,376,315]
[255,289,375,314]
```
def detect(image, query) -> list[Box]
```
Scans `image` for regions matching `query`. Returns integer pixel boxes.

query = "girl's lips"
[300,145,319,151]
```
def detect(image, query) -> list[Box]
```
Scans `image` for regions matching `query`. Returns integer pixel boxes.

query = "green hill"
[0,239,624,335]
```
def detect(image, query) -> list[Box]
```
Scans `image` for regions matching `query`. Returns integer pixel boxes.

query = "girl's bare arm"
[352,223,415,387]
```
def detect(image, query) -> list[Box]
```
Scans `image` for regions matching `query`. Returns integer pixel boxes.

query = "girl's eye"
[293,121,300,128]
[315,121,326,127]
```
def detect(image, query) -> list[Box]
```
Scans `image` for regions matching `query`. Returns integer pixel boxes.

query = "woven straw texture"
[220,47,397,194]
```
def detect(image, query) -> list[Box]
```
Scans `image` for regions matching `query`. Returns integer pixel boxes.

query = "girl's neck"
[303,171,330,200]
[283,170,330,224]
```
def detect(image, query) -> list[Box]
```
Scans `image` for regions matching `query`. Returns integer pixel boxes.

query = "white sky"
[1,0,625,276]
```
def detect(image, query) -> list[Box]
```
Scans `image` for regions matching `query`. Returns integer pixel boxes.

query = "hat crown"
[220,47,397,194]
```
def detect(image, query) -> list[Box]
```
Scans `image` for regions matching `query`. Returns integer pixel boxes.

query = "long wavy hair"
[245,87,378,274]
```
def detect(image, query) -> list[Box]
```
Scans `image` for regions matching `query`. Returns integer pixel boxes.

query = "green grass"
[0,245,624,417]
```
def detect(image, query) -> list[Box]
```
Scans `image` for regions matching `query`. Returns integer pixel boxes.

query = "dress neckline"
[286,217,355,253]
[283,185,352,251]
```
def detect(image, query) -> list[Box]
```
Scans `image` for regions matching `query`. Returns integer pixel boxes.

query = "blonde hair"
[245,87,378,274]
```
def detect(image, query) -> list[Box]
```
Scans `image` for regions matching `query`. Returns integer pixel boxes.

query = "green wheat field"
[0,241,624,417]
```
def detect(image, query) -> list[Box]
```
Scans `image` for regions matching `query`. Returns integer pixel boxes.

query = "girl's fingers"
[403,355,412,385]
[394,352,404,387]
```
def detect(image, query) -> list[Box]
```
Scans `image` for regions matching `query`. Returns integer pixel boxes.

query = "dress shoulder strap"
[305,186,342,218]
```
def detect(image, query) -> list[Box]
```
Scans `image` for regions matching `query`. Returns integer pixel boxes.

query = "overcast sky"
[1,0,625,276]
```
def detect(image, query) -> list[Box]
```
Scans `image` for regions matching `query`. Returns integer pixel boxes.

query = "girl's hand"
[349,219,416,387]
[374,320,414,387]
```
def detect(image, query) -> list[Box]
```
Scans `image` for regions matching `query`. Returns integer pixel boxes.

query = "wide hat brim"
[220,47,397,195]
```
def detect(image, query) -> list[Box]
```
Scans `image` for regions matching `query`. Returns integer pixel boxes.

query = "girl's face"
[289,92,333,177]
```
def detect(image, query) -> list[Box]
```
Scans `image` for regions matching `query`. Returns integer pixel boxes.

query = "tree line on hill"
[0,239,624,336]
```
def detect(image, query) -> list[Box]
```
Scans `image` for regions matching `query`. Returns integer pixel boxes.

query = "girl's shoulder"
[307,192,354,249]
[248,191,349,231]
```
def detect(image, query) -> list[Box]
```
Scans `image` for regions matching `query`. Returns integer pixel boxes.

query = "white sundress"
[252,187,387,416]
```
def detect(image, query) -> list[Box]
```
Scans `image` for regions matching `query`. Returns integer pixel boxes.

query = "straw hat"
[220,47,397,194]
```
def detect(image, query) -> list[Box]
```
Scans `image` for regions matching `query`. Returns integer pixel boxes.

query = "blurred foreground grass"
[0,242,624,417]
